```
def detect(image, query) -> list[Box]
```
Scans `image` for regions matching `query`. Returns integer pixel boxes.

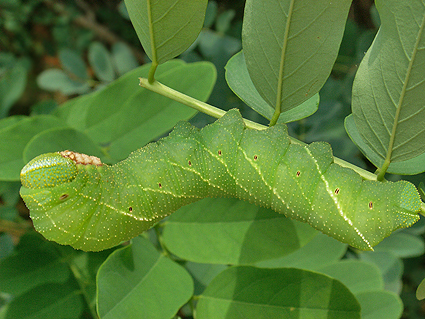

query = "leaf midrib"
[383,5,425,168]
[147,0,157,63]
[275,0,295,114]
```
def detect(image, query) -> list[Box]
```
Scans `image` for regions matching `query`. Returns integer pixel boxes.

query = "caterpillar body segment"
[20,109,421,251]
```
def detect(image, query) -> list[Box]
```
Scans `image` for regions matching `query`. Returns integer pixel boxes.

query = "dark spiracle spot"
[218,150,222,156]
[334,188,340,195]
[188,160,192,166]
[369,202,373,209]
[254,155,258,160]
[129,207,133,212]
[158,183,162,188]
[296,171,301,177]
[59,194,69,200]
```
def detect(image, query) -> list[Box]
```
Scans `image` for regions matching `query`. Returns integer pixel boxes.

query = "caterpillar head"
[20,151,102,189]
[21,153,78,189]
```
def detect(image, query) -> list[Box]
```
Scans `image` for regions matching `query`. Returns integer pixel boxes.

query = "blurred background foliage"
[0,0,424,318]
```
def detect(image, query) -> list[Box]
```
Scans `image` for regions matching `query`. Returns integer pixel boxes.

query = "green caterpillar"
[20,109,421,251]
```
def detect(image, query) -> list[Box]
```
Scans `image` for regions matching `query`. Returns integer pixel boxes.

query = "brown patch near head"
[60,150,103,166]
[188,160,192,166]
[129,207,133,212]
[296,171,301,177]
[253,155,258,161]
[158,183,162,188]
[218,150,222,156]
[369,202,373,209]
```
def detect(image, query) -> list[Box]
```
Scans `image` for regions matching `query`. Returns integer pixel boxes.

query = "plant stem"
[138,77,418,184]
[269,108,281,126]
[139,78,265,130]
[148,62,158,84]
[271,0,295,127]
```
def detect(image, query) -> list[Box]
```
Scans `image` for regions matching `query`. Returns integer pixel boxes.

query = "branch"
[139,77,381,182]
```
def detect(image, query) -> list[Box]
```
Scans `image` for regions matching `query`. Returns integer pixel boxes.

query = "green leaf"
[37,69,90,95]
[59,48,88,80]
[225,51,319,122]
[196,266,360,319]
[98,61,215,161]
[215,9,235,34]
[319,261,403,319]
[356,291,403,319]
[360,251,403,293]
[0,233,14,259]
[97,236,193,319]
[112,42,138,76]
[242,0,351,113]
[318,260,383,294]
[56,61,187,129]
[0,115,65,180]
[0,115,25,131]
[185,262,228,295]
[5,280,84,319]
[255,233,347,270]
[345,114,425,174]
[88,42,115,82]
[53,93,93,132]
[198,30,241,59]
[204,1,217,28]
[0,59,28,118]
[0,232,69,296]
[56,60,216,162]
[162,198,317,265]
[373,232,425,258]
[416,278,425,300]
[351,0,425,167]
[30,100,58,116]
[124,0,208,64]
[118,1,129,19]
[22,127,103,163]
[0,181,20,206]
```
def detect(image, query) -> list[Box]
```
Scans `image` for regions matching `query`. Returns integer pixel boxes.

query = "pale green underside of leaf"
[124,0,208,64]
[225,50,319,123]
[351,0,425,165]
[88,42,115,82]
[242,0,351,112]
[345,115,425,174]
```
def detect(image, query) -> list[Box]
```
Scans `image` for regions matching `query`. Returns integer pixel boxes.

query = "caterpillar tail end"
[396,181,422,227]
